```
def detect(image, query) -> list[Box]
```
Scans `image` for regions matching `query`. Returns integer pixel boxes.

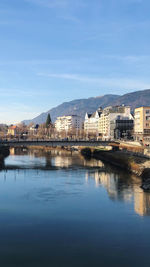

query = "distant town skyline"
[1,0,150,124]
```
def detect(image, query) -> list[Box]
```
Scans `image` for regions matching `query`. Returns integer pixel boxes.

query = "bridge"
[0,139,119,148]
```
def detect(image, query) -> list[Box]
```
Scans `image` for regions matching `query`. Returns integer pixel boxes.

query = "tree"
[46,113,52,128]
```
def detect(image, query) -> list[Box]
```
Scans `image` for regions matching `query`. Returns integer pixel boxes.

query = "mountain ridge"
[22,89,150,125]
[23,94,119,125]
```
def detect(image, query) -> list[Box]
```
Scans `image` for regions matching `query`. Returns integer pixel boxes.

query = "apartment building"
[98,105,133,139]
[84,107,102,135]
[55,115,82,132]
[134,107,150,141]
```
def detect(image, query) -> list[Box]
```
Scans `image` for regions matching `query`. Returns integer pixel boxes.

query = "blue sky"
[0,0,150,124]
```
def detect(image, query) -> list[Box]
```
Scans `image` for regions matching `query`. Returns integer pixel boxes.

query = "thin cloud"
[25,0,68,8]
[38,72,150,90]
[0,88,51,97]
[0,59,78,66]
[0,55,149,67]
[103,55,150,63]
[25,0,85,9]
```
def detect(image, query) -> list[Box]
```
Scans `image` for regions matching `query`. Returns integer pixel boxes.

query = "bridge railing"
[0,139,118,147]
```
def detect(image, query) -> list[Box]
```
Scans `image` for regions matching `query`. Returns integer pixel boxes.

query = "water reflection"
[86,170,150,216]
[4,148,150,217]
[134,187,150,216]
[8,148,105,170]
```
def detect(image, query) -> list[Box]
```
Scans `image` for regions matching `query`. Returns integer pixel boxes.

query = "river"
[0,147,150,267]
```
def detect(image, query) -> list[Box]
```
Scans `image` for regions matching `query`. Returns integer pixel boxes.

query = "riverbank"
[81,147,150,179]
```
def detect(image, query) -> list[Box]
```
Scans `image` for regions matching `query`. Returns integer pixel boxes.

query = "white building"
[29,124,39,135]
[55,115,82,132]
[84,107,102,135]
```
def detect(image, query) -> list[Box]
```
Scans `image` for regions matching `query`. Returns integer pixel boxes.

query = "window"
[144,129,150,134]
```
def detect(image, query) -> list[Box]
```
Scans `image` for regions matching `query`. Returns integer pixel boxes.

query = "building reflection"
[53,156,74,168]
[10,147,28,156]
[83,159,104,168]
[6,147,150,216]
[7,148,106,170]
[10,148,15,155]
[134,186,150,216]
[86,171,133,201]
[86,170,150,216]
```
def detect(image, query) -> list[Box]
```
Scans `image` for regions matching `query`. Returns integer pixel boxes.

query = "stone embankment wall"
[81,147,150,179]
[119,142,150,158]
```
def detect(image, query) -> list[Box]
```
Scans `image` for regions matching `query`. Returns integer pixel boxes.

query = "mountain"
[22,89,150,125]
[23,94,119,125]
[112,89,150,110]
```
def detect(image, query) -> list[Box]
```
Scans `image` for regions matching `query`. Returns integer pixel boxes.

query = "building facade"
[29,124,39,135]
[98,105,133,140]
[134,107,150,141]
[110,116,134,139]
[84,107,102,135]
[55,115,82,132]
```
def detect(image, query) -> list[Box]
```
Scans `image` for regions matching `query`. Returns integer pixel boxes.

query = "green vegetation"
[46,113,52,128]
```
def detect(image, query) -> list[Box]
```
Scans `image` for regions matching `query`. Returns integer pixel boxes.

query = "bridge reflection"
[5,147,107,171]
[2,147,150,217]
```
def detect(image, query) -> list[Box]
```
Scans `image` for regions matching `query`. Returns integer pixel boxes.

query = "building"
[29,124,39,135]
[7,125,18,136]
[84,107,102,135]
[55,115,82,132]
[98,105,133,139]
[134,107,150,141]
[110,116,134,139]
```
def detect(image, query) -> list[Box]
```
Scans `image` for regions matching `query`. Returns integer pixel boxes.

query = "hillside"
[111,89,150,110]
[23,89,150,125]
[23,94,119,124]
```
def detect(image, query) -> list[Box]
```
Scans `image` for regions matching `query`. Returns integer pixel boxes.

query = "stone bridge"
[0,140,119,148]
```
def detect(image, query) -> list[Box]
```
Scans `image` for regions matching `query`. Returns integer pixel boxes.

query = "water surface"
[0,148,150,267]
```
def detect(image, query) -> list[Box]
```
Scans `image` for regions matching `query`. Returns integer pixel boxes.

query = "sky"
[0,0,150,124]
